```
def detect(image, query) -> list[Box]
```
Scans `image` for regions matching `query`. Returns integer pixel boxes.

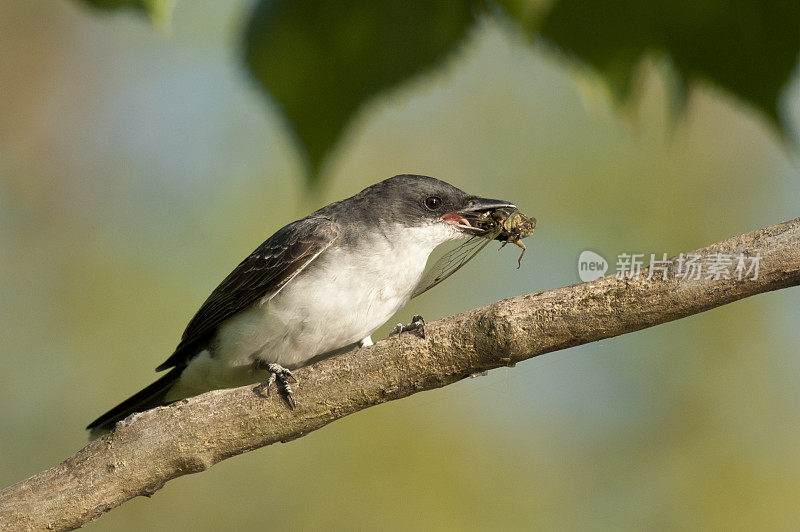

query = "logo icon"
[578,250,608,282]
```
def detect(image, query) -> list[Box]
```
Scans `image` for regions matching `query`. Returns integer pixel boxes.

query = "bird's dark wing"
[155,217,340,371]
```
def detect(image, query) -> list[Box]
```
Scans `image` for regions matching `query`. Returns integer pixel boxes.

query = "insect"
[489,208,536,268]
[412,207,536,297]
[412,229,499,297]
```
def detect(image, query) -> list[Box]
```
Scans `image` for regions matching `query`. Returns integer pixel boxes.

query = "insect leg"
[513,241,526,268]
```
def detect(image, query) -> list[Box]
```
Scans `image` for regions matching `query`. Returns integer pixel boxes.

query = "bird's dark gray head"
[330,175,515,239]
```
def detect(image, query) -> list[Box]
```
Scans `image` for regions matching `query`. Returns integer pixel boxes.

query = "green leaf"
[77,0,176,29]
[243,0,480,185]
[537,0,800,132]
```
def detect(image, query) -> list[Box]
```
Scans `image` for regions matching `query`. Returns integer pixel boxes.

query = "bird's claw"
[390,314,426,339]
[254,363,298,409]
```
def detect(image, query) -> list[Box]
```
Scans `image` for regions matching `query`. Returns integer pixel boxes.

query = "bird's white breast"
[167,222,461,400]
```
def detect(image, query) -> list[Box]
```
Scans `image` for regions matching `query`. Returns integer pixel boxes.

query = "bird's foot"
[254,362,298,409]
[390,314,426,339]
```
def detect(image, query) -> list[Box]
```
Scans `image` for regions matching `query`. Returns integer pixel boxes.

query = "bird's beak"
[459,197,517,213]
[441,197,517,234]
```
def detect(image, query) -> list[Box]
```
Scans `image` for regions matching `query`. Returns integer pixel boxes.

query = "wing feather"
[155,217,339,371]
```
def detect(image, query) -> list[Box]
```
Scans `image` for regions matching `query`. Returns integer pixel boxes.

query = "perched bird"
[87,175,514,437]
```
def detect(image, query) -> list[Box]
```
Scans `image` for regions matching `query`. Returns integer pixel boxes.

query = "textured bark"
[2,218,799,531]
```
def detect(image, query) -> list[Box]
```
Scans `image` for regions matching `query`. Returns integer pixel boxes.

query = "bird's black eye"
[424,196,442,210]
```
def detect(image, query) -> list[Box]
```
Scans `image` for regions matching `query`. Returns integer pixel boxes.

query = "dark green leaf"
[76,0,175,28]
[243,0,480,185]
[538,0,800,130]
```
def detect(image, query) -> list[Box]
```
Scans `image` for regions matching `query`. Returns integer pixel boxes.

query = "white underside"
[165,222,462,401]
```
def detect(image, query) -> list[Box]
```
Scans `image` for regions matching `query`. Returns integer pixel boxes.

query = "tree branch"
[2,218,799,531]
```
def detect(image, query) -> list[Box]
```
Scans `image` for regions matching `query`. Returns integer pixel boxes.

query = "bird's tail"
[86,366,184,439]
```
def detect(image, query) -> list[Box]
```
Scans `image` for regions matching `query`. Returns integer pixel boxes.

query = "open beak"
[441,197,517,234]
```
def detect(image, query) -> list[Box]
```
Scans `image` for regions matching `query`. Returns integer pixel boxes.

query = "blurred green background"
[2,1,800,530]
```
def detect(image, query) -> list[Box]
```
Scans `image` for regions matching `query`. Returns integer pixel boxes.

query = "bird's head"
[359,174,516,244]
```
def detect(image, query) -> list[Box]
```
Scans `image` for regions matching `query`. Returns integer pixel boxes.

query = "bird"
[87,174,515,437]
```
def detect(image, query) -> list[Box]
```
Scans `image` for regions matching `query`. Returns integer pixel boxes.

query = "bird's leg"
[390,314,426,339]
[253,362,298,409]
[359,335,374,347]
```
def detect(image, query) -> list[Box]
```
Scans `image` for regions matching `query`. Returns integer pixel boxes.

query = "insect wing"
[412,229,499,298]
